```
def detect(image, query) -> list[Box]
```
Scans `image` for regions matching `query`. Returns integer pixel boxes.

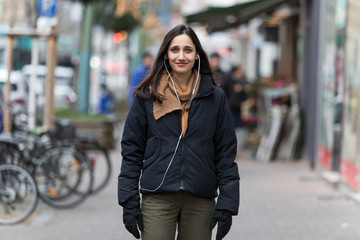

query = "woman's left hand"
[209,209,232,240]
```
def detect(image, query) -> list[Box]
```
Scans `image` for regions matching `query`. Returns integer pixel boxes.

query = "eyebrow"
[169,45,194,49]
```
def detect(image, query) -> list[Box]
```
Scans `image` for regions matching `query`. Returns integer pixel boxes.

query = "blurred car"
[54,83,78,108]
[22,64,77,109]
[0,69,28,113]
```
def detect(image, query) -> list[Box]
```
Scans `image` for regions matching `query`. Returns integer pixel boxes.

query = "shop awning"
[185,0,288,32]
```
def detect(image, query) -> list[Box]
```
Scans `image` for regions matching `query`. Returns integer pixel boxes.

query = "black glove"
[209,209,232,240]
[123,197,143,239]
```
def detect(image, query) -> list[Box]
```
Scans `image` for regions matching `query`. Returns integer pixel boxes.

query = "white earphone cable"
[140,54,201,192]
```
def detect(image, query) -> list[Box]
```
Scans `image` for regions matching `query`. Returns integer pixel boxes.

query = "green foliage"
[71,0,141,33]
[70,0,108,4]
[95,1,141,32]
[55,108,107,121]
[102,12,140,33]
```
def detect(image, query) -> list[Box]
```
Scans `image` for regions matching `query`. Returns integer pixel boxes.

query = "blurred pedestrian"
[221,65,249,150]
[118,24,239,240]
[129,52,154,105]
[209,52,227,85]
[99,82,115,114]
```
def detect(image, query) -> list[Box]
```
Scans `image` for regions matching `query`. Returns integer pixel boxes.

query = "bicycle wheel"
[0,164,38,225]
[79,142,112,194]
[35,147,94,209]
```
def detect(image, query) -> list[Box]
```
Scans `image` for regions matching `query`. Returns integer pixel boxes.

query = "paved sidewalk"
[1,149,360,240]
[229,153,360,240]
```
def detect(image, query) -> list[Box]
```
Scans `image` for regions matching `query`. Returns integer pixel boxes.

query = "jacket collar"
[197,73,215,98]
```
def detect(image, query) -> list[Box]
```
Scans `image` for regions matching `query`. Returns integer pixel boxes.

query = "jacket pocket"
[144,136,159,159]
[205,135,215,160]
[143,136,161,169]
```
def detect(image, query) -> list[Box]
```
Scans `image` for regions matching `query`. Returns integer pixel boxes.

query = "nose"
[178,50,185,60]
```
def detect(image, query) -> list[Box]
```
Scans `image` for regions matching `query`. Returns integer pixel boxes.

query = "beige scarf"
[153,71,201,120]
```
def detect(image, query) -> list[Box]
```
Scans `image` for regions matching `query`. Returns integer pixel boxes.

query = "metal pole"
[77,2,95,113]
[3,36,14,133]
[303,0,322,169]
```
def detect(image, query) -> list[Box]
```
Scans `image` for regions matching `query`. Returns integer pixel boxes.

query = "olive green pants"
[141,191,215,240]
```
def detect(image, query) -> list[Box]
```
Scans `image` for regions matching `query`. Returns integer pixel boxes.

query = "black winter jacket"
[118,74,240,215]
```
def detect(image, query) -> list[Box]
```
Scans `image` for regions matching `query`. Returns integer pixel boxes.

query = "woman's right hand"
[123,207,143,239]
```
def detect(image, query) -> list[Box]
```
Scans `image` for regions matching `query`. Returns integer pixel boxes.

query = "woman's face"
[167,34,198,76]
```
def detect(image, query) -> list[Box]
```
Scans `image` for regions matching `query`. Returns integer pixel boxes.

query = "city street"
[1,149,360,240]
[2,2,360,240]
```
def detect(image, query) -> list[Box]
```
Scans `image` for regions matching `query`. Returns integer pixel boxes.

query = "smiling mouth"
[176,62,187,66]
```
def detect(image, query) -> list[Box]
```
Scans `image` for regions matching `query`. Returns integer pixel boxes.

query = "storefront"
[186,0,360,193]
[316,0,360,192]
[318,0,346,172]
[186,0,313,164]
[340,0,360,191]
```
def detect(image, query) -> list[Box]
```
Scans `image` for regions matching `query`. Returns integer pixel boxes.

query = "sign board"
[38,0,58,17]
[37,0,59,33]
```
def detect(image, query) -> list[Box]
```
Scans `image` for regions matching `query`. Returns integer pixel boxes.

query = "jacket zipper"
[178,85,213,190]
[180,111,185,190]
[180,154,184,190]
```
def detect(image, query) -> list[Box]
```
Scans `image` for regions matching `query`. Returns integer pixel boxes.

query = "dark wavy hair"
[134,24,215,101]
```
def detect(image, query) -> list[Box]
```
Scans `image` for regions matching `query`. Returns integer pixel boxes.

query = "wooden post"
[43,31,58,128]
[3,36,14,133]
[2,30,58,130]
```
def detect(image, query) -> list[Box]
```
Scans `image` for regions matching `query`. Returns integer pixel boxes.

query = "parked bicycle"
[49,119,112,195]
[0,128,94,209]
[0,163,38,225]
[0,102,112,210]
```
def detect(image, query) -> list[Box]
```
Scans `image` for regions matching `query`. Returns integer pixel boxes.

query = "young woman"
[118,24,240,240]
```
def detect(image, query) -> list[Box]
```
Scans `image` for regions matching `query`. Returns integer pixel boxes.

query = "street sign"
[37,0,59,33]
[38,0,58,17]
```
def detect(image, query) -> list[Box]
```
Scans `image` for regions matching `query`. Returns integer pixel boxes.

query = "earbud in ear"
[164,55,168,59]
[196,53,200,60]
